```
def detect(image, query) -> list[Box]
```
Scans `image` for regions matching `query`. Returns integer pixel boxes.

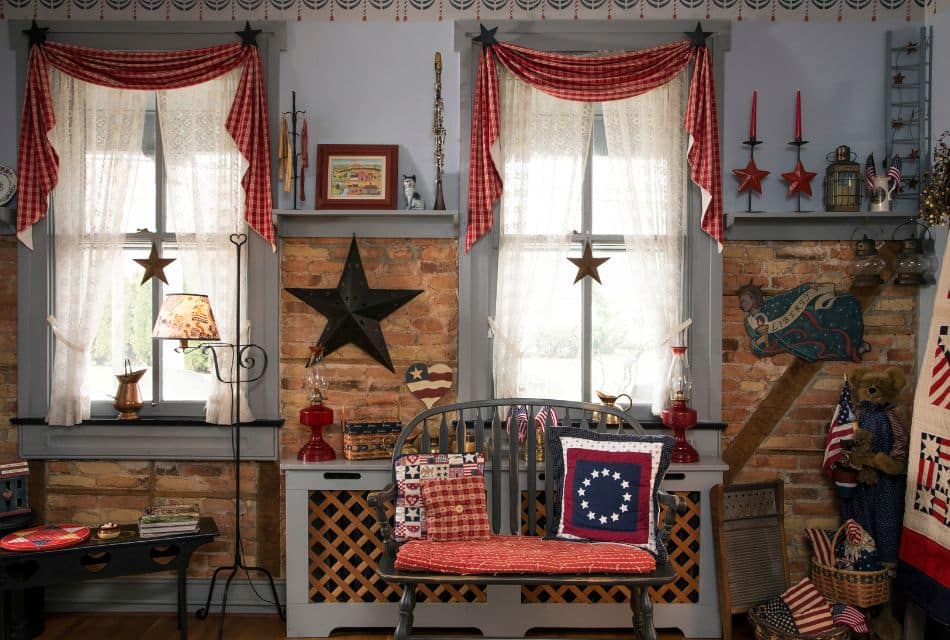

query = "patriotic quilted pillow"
[545,427,673,561]
[394,452,484,542]
[420,476,490,542]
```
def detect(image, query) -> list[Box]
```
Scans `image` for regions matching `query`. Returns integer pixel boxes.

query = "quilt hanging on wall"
[0,0,932,22]
[898,237,950,625]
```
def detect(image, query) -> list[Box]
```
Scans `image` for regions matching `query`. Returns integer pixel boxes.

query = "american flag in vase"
[887,154,903,187]
[506,405,558,442]
[822,380,857,477]
[864,153,876,190]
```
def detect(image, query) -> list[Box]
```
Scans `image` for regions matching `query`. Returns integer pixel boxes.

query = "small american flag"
[822,381,857,477]
[832,604,870,633]
[781,578,836,635]
[864,153,876,190]
[506,405,558,442]
[887,154,903,186]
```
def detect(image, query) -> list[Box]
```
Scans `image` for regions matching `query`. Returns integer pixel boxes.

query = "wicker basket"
[341,400,401,460]
[810,523,890,608]
[748,607,851,640]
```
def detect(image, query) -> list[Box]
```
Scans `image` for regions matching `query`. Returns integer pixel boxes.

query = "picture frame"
[315,144,399,210]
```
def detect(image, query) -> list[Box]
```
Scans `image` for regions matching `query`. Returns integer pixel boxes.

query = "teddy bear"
[841,366,908,566]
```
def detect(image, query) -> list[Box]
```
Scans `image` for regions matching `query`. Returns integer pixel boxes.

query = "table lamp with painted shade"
[152,293,220,348]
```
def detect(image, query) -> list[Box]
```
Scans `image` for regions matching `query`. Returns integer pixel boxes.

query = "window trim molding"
[11,20,286,460]
[454,20,728,422]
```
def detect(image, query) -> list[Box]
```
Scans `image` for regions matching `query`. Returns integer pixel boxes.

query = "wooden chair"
[368,398,685,640]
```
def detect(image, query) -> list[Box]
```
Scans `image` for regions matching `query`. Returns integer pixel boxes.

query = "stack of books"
[138,504,199,538]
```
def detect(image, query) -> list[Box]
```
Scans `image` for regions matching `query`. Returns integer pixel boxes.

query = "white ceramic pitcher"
[869,174,897,212]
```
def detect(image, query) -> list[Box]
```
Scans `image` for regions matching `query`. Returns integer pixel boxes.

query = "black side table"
[0,516,218,640]
[0,512,40,640]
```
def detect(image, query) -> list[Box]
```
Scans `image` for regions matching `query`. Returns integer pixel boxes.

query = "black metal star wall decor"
[286,236,422,372]
[685,22,712,49]
[473,24,499,47]
[133,243,175,285]
[568,241,609,285]
[23,20,48,48]
[235,21,261,47]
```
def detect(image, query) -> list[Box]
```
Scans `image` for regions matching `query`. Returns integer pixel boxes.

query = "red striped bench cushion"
[394,535,657,575]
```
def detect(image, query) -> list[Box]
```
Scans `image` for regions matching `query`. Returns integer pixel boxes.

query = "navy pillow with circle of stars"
[545,426,673,561]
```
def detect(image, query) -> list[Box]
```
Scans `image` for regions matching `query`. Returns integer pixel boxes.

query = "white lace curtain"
[490,68,687,412]
[158,68,253,425]
[47,70,147,426]
[47,69,249,426]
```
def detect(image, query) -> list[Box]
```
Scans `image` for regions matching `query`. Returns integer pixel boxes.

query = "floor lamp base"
[196,560,285,638]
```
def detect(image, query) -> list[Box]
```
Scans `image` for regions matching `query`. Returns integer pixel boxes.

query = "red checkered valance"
[466,38,722,252]
[17,41,274,247]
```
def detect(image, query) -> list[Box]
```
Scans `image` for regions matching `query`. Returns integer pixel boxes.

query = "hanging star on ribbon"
[473,24,499,47]
[732,159,770,194]
[286,236,422,372]
[782,160,818,197]
[235,21,261,47]
[904,41,919,54]
[133,243,175,285]
[23,20,48,47]
[568,241,609,285]
[684,22,712,48]
[893,72,905,85]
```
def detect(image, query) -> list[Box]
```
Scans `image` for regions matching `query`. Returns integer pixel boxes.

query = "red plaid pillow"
[420,476,490,542]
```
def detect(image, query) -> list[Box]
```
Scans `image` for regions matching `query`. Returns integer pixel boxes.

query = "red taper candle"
[750,91,757,140]
[794,90,802,139]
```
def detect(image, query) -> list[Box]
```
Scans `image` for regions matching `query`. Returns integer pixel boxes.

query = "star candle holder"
[733,91,769,212]
[782,90,816,213]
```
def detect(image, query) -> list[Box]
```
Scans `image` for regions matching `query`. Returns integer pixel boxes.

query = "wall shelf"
[724,211,918,241]
[273,209,459,239]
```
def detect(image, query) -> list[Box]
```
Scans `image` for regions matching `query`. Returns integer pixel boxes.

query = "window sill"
[14,417,284,461]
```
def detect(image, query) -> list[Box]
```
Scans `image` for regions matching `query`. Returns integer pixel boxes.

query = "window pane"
[122,95,157,234]
[591,116,627,236]
[510,249,582,400]
[590,249,663,406]
[159,249,214,402]
[88,248,154,403]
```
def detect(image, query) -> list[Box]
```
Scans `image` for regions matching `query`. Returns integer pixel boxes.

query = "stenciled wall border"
[0,0,936,23]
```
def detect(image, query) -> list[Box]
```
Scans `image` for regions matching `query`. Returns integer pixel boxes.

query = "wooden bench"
[368,398,684,640]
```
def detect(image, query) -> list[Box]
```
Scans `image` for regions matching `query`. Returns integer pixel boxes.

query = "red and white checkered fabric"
[466,39,722,253]
[17,41,274,248]
[394,535,657,575]
[420,476,490,542]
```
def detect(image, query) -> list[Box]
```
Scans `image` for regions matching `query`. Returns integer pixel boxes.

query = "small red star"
[782,161,818,197]
[732,159,770,194]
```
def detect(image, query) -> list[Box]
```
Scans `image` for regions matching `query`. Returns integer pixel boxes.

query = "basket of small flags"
[804,519,889,608]
[748,578,852,640]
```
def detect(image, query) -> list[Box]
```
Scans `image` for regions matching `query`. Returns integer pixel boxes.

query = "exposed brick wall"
[722,240,917,580]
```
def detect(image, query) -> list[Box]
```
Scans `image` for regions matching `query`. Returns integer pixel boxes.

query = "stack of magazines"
[139,504,199,538]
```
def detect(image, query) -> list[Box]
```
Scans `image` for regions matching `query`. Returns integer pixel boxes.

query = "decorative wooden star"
[893,72,905,85]
[904,41,918,54]
[23,20,48,47]
[910,148,920,160]
[684,22,712,48]
[133,243,175,285]
[568,241,609,285]
[781,161,818,197]
[732,158,770,194]
[235,21,261,47]
[892,119,906,130]
[473,24,499,47]
[286,236,422,372]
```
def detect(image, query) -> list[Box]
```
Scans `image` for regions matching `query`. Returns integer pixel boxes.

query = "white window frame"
[12,21,285,460]
[454,20,727,423]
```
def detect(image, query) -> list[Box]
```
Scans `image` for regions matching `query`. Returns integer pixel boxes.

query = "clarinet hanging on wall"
[432,52,447,211]
[280,91,308,210]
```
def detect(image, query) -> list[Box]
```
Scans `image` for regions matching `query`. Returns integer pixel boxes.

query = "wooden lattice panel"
[519,491,701,604]
[308,490,487,604]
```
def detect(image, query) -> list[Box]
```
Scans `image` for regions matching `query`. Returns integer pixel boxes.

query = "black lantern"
[893,221,935,286]
[823,145,861,212]
[847,235,887,288]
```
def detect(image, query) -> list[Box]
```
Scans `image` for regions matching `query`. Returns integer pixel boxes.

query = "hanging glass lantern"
[823,145,861,212]
[894,221,936,286]
[847,235,887,288]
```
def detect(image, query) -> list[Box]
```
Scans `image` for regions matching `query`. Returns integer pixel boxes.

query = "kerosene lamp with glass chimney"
[661,345,700,463]
[298,346,336,462]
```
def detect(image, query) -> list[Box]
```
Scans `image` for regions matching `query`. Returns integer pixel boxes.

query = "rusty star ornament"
[782,161,818,197]
[134,243,175,285]
[732,158,770,194]
[568,241,609,285]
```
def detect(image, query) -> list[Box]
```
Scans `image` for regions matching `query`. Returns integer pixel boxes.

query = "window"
[15,22,284,459]
[456,22,726,422]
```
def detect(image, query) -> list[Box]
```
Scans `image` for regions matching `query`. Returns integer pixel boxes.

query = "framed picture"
[315,144,399,210]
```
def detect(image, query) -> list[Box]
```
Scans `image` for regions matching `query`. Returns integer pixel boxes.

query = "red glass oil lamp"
[660,346,699,463]
[298,356,336,462]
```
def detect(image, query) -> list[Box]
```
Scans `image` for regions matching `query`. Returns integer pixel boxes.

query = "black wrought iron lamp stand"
[187,233,284,638]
